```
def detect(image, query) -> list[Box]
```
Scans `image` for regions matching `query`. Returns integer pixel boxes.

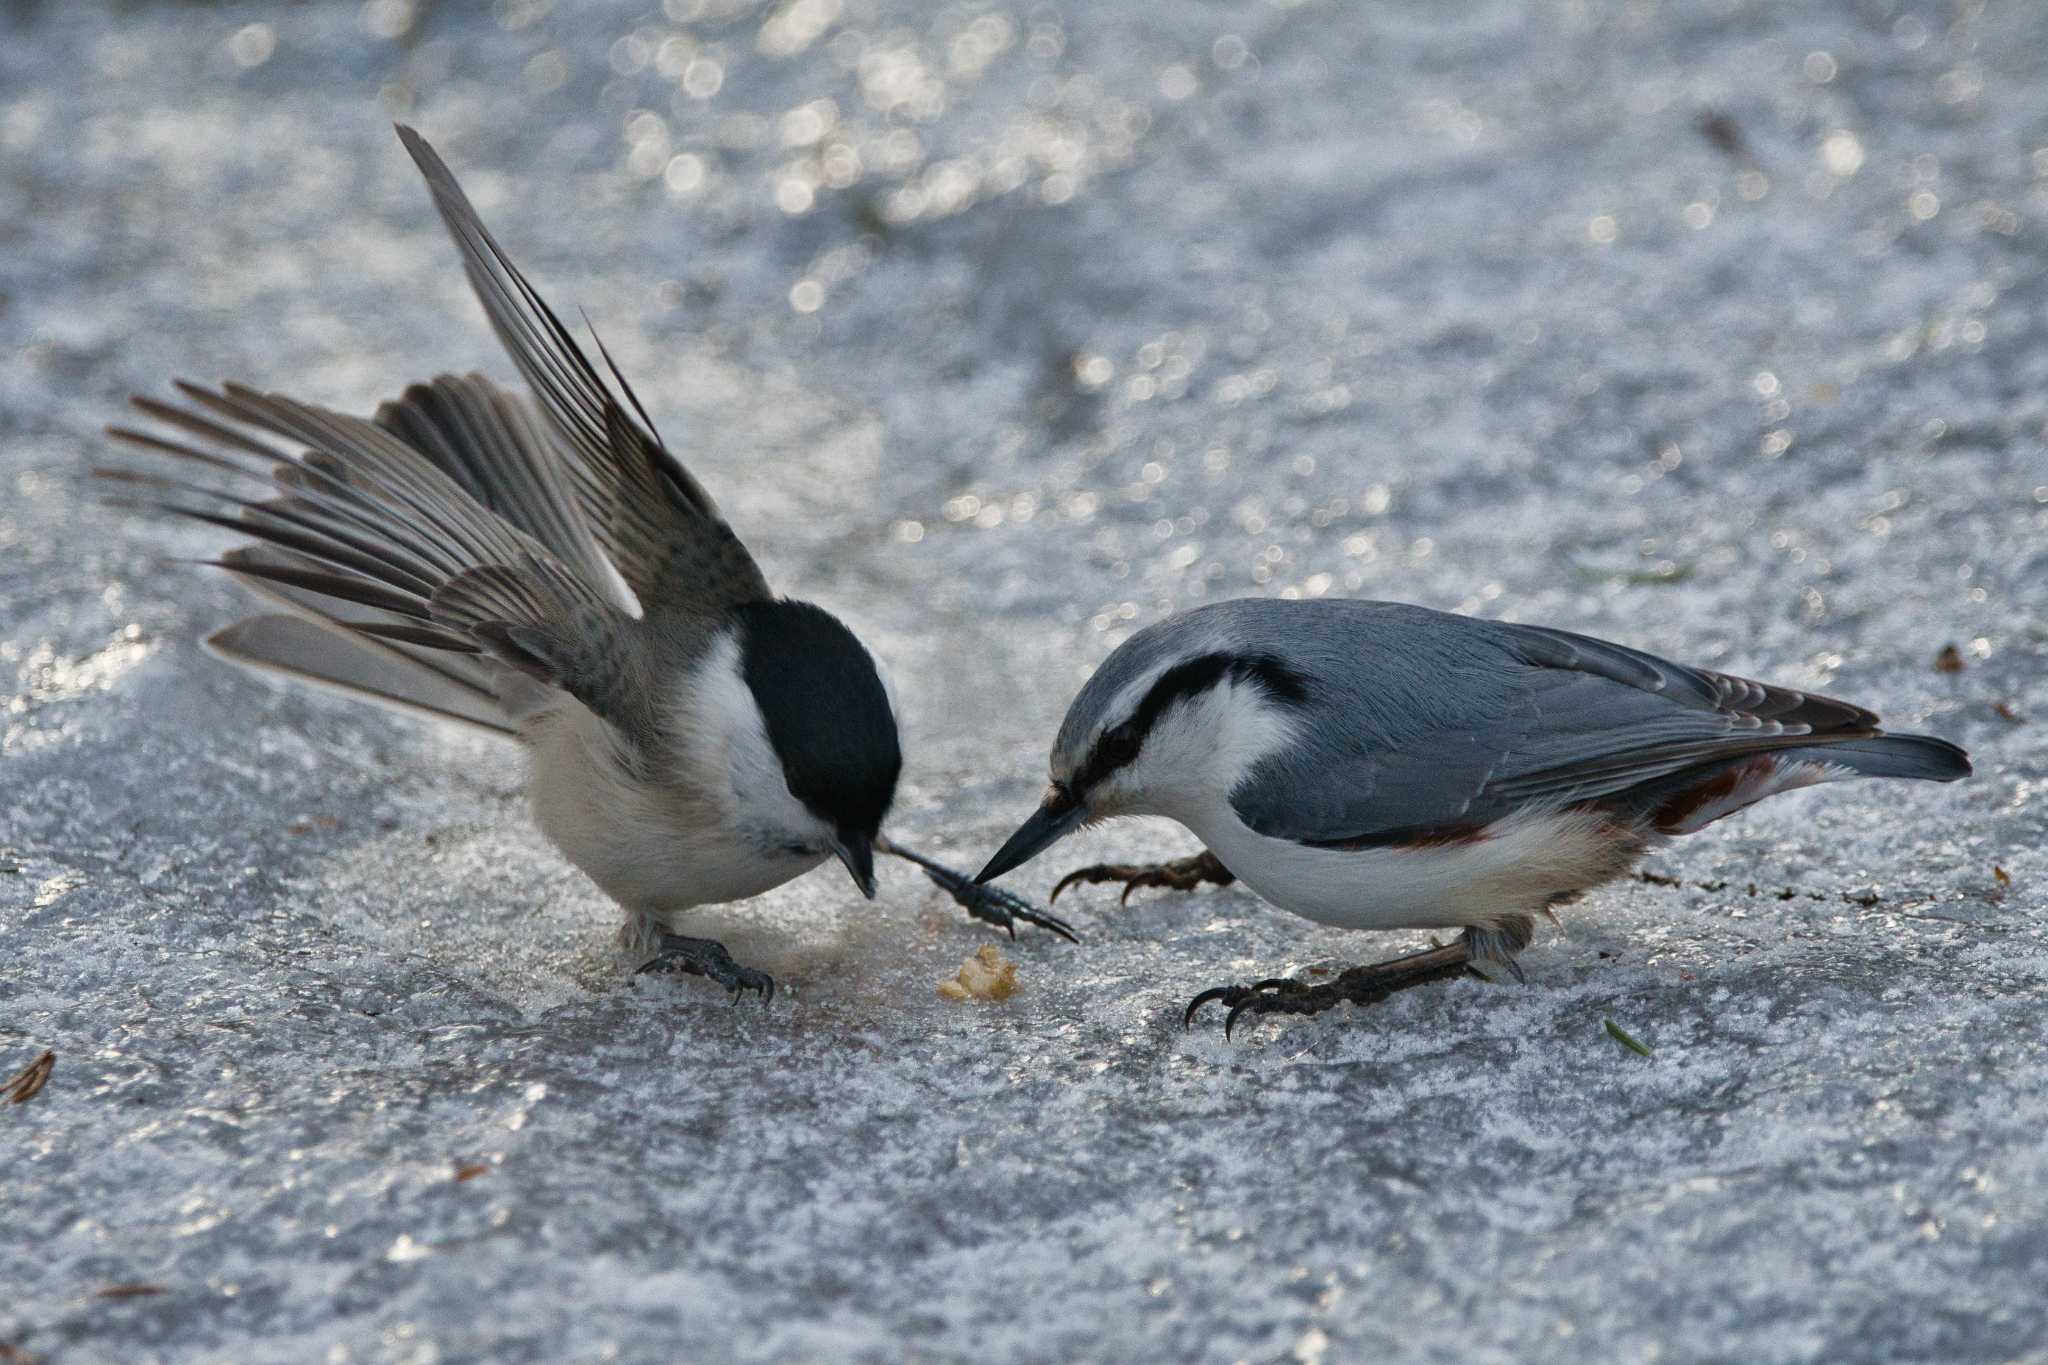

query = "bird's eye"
[1099,724,1141,768]
[1072,723,1143,792]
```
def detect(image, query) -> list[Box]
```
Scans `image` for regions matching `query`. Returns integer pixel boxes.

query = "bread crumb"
[937,944,1019,1002]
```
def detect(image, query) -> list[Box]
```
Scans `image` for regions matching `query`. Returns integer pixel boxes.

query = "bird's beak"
[975,787,1086,884]
[830,830,878,900]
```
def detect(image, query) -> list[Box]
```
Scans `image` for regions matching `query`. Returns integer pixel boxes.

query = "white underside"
[1184,801,1647,933]
[524,703,824,927]
[1170,757,1858,934]
[521,631,838,939]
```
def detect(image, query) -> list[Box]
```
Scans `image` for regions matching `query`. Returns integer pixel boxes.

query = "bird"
[974,597,1970,1035]
[99,124,1072,1002]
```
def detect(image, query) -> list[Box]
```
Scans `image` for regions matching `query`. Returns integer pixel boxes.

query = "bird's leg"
[636,933,776,1003]
[1185,918,1535,1038]
[1461,916,1535,984]
[876,836,1079,943]
[1050,849,1236,906]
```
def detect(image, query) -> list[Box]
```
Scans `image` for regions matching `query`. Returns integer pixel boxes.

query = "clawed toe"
[726,967,776,1004]
[1183,940,1482,1038]
[1183,976,1321,1038]
[905,859,1081,945]
[1048,862,1150,905]
[881,838,1078,942]
[637,934,776,1004]
[1051,850,1235,905]
[1182,983,1247,1028]
[923,866,1080,942]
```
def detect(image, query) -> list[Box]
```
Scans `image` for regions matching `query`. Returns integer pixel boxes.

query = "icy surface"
[4,1,2046,1361]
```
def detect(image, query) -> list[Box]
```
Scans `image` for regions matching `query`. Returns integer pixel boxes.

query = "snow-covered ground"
[4,1,2045,1360]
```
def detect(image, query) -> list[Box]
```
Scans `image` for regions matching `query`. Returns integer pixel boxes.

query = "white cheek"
[1095,682,1299,822]
[669,632,831,850]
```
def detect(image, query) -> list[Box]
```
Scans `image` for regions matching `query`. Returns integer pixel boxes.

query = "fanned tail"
[101,379,638,729]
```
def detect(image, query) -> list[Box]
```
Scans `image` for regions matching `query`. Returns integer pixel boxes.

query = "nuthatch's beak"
[830,830,878,899]
[975,786,1086,884]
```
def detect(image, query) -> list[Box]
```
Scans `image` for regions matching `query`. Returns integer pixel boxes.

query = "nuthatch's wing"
[397,125,772,627]
[1227,606,1964,847]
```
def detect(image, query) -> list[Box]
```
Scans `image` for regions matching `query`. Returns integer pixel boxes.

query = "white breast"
[521,633,828,926]
[524,702,823,918]
[1183,801,1646,934]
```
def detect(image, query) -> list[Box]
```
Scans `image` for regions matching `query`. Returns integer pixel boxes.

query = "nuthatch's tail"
[1785,732,1972,783]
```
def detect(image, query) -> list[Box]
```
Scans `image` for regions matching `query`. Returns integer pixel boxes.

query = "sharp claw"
[924,865,1076,942]
[1183,985,1233,1029]
[1007,900,1080,943]
[1049,853,1229,907]
[639,935,776,1005]
[1186,977,1306,1038]
[1034,912,1081,945]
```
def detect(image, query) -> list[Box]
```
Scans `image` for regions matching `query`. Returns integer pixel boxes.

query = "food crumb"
[937,945,1019,1003]
[1933,643,1965,673]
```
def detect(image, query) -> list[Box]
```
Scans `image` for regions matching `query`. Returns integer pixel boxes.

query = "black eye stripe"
[1072,652,1308,792]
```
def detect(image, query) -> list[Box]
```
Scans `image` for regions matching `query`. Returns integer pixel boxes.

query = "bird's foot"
[923,861,1080,942]
[1050,849,1236,905]
[878,838,1078,942]
[1184,938,1478,1039]
[635,934,775,1004]
[1462,918,1534,984]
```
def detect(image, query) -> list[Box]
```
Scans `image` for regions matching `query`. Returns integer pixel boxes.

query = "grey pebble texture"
[3,2,2045,1362]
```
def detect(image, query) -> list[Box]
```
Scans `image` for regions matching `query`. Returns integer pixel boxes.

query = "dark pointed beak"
[830,830,877,899]
[975,787,1086,885]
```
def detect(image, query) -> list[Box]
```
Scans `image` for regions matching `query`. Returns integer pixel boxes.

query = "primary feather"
[394,125,769,621]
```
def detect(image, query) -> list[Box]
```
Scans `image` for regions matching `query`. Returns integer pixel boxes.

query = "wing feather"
[395,125,770,620]
[104,381,641,728]
[1228,607,1894,846]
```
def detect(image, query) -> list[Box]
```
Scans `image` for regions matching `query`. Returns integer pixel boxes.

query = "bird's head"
[976,621,1309,885]
[726,600,900,898]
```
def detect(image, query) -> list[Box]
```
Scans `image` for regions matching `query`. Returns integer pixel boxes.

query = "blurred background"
[3,2,2045,1362]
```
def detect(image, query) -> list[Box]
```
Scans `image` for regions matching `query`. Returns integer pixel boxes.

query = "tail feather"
[1632,729,1970,835]
[1786,732,1972,783]
[206,615,517,735]
[103,379,637,723]
[218,544,503,695]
